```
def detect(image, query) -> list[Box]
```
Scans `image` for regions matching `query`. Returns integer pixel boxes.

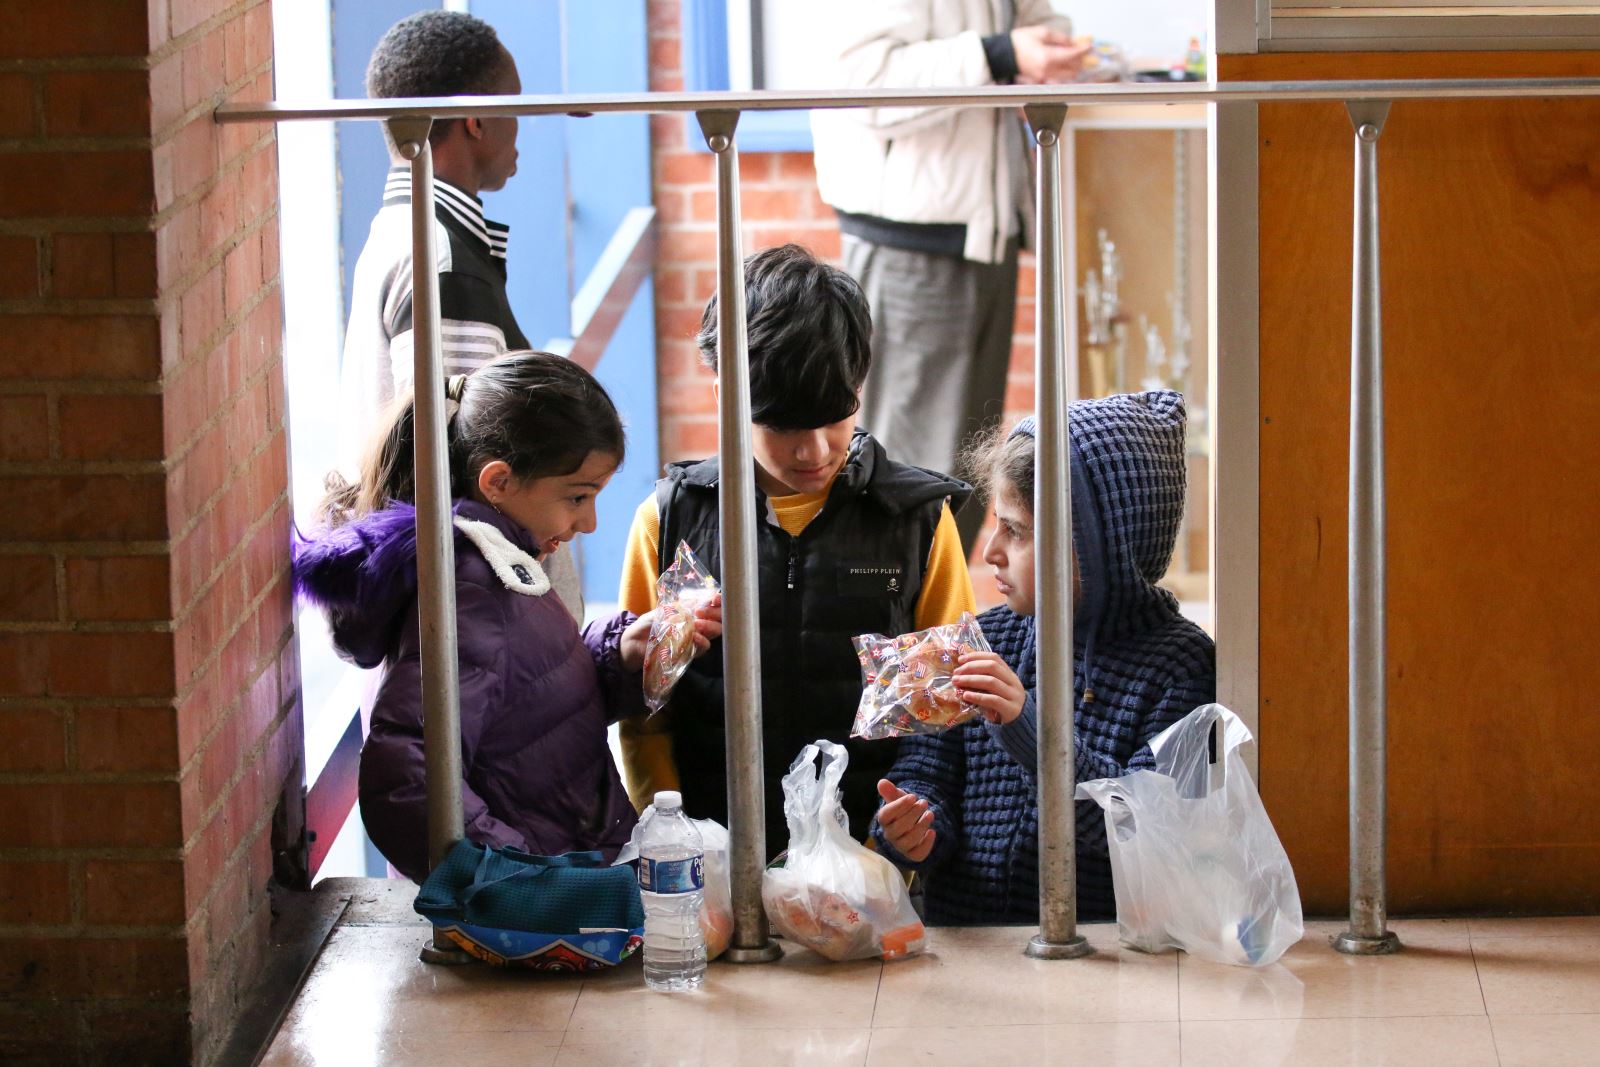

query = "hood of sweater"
[1065,390,1189,646]
[292,498,542,668]
[1011,391,1189,695]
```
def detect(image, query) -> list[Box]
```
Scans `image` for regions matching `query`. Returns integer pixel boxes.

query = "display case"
[1068,105,1210,625]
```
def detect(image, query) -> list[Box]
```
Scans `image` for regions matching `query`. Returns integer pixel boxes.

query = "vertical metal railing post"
[697,109,782,965]
[1333,101,1402,957]
[388,118,472,966]
[1023,103,1091,961]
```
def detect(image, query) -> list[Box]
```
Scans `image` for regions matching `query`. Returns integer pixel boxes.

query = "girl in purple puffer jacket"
[294,352,720,882]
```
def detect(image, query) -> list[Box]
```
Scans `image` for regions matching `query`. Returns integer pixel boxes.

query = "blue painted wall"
[474,0,570,349]
[560,0,658,607]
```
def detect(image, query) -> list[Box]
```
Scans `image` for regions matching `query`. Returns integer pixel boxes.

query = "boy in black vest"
[617,244,978,855]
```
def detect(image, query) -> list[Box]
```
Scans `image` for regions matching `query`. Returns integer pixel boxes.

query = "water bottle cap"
[653,790,683,811]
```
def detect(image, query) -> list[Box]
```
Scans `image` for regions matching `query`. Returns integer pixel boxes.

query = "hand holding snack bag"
[851,613,992,740]
[644,542,720,713]
[761,740,926,962]
[614,807,735,961]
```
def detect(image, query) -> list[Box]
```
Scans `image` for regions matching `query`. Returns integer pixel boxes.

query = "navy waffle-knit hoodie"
[870,391,1216,923]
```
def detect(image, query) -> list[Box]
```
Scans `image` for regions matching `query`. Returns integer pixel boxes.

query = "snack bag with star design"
[850,613,992,740]
[644,542,720,714]
[761,740,926,962]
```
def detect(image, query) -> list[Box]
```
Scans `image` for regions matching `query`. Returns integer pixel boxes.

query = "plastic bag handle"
[1107,792,1137,842]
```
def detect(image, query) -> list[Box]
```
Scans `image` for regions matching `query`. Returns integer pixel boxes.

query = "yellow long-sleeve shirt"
[616,485,976,811]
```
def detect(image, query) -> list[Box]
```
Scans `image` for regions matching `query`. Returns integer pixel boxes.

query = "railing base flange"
[419,938,474,966]
[1025,934,1093,960]
[1330,929,1402,956]
[723,941,784,964]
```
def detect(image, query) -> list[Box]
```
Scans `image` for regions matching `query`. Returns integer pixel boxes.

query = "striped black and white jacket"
[338,167,530,466]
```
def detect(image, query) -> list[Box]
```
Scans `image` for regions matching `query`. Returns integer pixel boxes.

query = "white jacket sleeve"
[822,0,994,135]
[1016,0,1074,38]
[822,0,1074,135]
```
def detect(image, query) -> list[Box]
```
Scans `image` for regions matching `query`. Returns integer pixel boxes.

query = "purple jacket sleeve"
[358,577,527,882]
[582,609,646,724]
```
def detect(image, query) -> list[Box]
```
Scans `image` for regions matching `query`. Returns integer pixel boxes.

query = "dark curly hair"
[961,420,1034,515]
[696,244,872,431]
[366,11,511,147]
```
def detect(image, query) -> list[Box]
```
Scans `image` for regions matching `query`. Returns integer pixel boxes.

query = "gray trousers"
[843,234,1021,550]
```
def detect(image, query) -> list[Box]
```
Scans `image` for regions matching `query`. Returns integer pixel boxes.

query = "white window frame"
[1221,0,1600,52]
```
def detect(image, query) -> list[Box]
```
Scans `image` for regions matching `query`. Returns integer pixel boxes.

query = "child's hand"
[619,613,653,672]
[687,594,723,658]
[953,651,1027,725]
[619,596,723,673]
[875,779,936,862]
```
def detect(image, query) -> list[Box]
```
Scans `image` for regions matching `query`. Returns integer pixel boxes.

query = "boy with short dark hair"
[342,12,589,611]
[344,11,526,439]
[618,244,977,851]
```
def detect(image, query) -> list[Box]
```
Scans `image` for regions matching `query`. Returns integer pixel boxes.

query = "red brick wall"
[647,0,842,462]
[646,0,1033,587]
[0,1,299,1063]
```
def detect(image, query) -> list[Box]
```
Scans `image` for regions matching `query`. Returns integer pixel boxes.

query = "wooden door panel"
[1234,53,1600,913]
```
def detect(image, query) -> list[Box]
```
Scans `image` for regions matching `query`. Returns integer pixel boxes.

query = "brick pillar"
[0,2,300,1063]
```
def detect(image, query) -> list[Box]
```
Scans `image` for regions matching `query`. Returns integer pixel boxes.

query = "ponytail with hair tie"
[445,373,469,421]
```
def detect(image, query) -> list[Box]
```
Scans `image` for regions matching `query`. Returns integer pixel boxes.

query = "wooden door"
[1225,51,1600,914]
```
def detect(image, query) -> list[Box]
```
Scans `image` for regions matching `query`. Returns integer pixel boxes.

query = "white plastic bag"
[1077,704,1303,966]
[762,740,926,961]
[614,807,734,959]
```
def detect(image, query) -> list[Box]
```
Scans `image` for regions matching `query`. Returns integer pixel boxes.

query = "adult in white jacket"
[811,0,1086,549]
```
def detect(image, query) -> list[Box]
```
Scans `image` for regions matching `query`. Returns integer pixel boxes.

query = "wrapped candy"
[850,613,992,740]
[644,542,719,713]
[762,741,926,962]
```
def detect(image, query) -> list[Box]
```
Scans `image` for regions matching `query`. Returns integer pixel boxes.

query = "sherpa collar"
[452,514,550,597]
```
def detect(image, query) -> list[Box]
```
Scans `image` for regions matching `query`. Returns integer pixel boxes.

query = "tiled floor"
[261,914,1600,1066]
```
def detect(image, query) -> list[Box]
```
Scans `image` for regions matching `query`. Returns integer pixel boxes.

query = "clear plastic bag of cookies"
[762,740,926,962]
[644,541,720,713]
[849,612,992,740]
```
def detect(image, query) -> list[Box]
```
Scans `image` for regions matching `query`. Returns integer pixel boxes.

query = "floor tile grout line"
[1485,1011,1506,1067]
[557,975,585,1050]
[1175,1010,1494,1024]
[1468,934,1493,1021]
[1175,949,1184,1055]
[862,1026,881,1066]
[868,958,886,1030]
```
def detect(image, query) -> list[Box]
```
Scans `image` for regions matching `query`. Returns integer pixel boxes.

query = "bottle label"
[639,855,704,894]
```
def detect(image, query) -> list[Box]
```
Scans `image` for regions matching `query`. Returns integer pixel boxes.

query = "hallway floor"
[261,896,1600,1066]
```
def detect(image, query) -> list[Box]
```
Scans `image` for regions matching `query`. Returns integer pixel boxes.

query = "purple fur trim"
[292,503,423,613]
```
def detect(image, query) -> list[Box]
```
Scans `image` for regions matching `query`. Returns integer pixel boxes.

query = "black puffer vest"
[656,432,971,855]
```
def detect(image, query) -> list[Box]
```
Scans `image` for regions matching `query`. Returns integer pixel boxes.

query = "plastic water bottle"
[638,790,706,991]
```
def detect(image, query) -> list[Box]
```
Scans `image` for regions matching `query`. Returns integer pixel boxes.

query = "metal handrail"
[215,77,1600,123]
[220,76,1600,964]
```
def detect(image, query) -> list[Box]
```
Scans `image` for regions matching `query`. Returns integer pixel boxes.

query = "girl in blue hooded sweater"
[871,392,1216,923]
